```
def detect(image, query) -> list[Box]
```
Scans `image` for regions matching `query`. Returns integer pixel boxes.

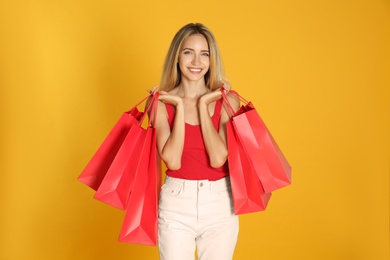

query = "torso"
[164,98,229,181]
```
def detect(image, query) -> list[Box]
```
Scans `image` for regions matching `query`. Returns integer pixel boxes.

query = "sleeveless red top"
[164,98,229,181]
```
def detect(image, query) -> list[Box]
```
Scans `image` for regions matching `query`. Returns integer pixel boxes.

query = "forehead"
[182,34,209,49]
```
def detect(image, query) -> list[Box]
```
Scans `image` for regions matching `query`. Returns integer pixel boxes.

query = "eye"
[201,52,210,57]
[183,50,193,55]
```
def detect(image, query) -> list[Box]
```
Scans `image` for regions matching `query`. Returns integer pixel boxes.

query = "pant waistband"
[164,176,231,191]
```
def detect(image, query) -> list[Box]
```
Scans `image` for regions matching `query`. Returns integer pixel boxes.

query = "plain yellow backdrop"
[0,0,389,259]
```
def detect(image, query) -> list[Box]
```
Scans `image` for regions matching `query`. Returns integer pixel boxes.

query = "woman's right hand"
[158,91,183,107]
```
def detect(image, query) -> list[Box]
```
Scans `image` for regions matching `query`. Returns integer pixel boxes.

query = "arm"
[154,92,185,170]
[198,89,240,168]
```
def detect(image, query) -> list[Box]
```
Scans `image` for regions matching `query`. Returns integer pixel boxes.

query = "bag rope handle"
[126,86,159,127]
[148,92,159,128]
[221,89,235,118]
[220,88,248,118]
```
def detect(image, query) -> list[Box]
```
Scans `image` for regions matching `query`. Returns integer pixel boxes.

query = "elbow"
[159,148,182,170]
[210,153,228,168]
[210,159,227,168]
[166,161,181,171]
[161,155,181,170]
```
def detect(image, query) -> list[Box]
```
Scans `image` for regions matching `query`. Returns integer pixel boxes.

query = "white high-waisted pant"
[158,176,239,260]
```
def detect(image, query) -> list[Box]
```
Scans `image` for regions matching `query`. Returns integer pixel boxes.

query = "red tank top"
[164,98,229,181]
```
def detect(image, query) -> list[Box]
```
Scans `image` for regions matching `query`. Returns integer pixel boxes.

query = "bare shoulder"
[145,95,159,114]
[145,95,168,121]
[145,95,154,108]
[225,91,240,112]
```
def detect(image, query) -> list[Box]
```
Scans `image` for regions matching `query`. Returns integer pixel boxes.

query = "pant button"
[200,182,203,187]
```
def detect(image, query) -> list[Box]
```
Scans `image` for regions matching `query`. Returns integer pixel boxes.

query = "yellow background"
[0,0,389,259]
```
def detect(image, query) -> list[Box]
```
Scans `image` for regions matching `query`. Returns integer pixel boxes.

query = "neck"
[177,81,209,99]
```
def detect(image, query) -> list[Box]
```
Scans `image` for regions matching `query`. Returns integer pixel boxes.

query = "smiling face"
[178,34,210,84]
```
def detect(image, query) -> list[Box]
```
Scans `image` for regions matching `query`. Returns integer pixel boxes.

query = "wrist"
[174,100,184,112]
[175,98,184,106]
[198,99,208,112]
[198,95,210,108]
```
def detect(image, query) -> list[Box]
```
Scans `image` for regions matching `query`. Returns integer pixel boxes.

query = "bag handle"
[147,92,159,127]
[128,89,155,113]
[221,89,235,118]
[127,86,159,127]
[220,88,248,118]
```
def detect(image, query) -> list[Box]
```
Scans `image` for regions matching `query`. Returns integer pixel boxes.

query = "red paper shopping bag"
[118,127,161,245]
[227,121,272,214]
[223,90,292,193]
[93,94,160,210]
[234,102,291,193]
[93,126,147,209]
[78,108,143,191]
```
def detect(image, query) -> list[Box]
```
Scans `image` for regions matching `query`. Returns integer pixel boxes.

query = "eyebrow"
[182,48,209,52]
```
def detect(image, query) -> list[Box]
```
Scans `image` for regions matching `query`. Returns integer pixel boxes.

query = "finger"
[158,94,167,100]
[158,95,168,101]
[217,87,228,95]
[221,80,231,91]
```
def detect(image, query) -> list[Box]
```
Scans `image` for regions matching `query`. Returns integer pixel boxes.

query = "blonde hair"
[159,23,225,91]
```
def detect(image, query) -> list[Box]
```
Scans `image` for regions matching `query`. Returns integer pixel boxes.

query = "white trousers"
[158,176,239,260]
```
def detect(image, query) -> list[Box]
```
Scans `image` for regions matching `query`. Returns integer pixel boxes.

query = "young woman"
[154,23,240,260]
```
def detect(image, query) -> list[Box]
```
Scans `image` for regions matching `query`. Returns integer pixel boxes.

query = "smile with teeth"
[188,68,202,74]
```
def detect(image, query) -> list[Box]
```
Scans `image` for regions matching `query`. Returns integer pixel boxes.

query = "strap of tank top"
[213,98,223,118]
[212,98,223,130]
[164,103,175,127]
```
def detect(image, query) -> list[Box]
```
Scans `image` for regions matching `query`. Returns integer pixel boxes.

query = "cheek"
[201,56,210,65]
[177,57,185,69]
[204,59,210,69]
[178,61,186,72]
[178,55,190,66]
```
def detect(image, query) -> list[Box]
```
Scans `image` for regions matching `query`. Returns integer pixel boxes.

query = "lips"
[188,68,202,74]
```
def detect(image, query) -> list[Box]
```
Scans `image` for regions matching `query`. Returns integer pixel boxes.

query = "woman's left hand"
[199,81,230,106]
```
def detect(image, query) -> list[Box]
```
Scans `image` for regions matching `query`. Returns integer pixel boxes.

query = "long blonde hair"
[159,23,225,91]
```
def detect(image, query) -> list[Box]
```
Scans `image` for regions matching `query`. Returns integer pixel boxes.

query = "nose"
[191,53,200,65]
